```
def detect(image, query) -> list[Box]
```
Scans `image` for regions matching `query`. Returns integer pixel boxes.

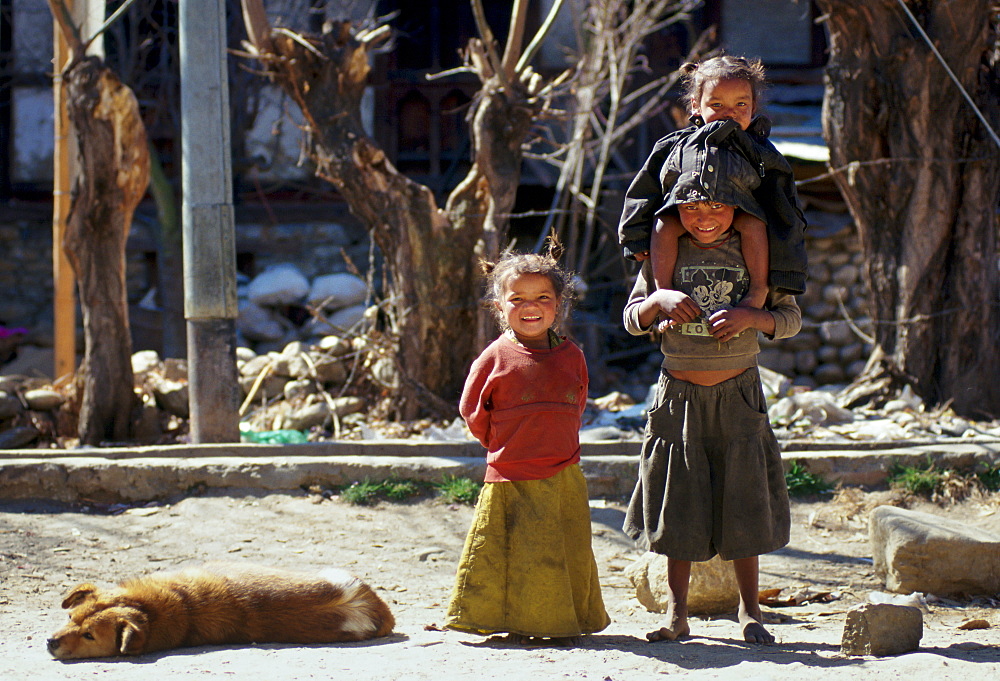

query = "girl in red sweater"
[445,244,609,646]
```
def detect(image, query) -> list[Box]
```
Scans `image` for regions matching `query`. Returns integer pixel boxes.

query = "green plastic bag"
[241,428,308,444]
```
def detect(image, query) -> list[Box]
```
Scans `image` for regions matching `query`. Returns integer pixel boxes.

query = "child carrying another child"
[622,169,803,645]
[619,55,808,306]
[445,241,610,646]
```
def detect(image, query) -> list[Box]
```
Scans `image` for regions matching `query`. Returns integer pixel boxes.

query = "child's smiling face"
[678,201,736,244]
[695,77,754,130]
[498,273,559,349]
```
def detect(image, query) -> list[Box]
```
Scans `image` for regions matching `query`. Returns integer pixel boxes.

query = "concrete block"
[870,505,1000,596]
[841,603,922,656]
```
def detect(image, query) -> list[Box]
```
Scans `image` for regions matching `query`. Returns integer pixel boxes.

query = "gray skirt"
[623,367,789,561]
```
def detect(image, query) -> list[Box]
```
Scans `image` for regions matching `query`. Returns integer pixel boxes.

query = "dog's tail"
[320,569,395,639]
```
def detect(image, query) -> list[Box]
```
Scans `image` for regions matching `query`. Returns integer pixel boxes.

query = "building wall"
[8,0,54,185]
[721,1,814,65]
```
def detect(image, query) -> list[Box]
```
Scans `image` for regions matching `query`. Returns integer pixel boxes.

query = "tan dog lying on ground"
[47,563,395,659]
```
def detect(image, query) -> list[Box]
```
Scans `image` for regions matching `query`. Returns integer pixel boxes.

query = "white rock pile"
[237,264,371,354]
[0,332,383,448]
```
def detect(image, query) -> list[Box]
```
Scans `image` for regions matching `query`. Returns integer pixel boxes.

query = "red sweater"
[460,334,588,483]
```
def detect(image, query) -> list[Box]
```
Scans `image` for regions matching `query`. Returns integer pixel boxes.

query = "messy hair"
[480,234,576,330]
[681,55,768,116]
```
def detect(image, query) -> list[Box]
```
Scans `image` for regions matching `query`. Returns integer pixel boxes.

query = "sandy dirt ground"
[1,487,999,681]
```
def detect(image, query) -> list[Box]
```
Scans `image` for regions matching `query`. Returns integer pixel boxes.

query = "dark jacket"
[618,116,809,295]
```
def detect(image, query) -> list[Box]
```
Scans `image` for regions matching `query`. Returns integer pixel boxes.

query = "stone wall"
[0,207,372,344]
[0,215,58,336]
[1,206,878,389]
[759,217,874,388]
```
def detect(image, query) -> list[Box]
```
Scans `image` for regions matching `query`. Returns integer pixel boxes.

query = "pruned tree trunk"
[62,55,150,443]
[240,4,546,418]
[818,0,1000,418]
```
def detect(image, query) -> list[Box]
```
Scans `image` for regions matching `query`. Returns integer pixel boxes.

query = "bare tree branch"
[470,0,507,87]
[501,0,530,81]
[47,0,84,58]
[241,0,273,53]
[515,0,567,75]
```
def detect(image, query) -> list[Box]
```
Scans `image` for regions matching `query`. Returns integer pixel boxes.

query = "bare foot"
[739,606,775,645]
[646,607,689,642]
[500,633,581,647]
[502,633,532,646]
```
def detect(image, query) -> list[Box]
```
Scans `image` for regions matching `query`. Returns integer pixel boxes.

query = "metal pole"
[179,0,239,442]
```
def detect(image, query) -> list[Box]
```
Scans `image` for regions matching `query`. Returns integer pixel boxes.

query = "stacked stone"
[758,227,873,389]
[0,222,54,330]
[238,221,372,280]
[0,212,883,391]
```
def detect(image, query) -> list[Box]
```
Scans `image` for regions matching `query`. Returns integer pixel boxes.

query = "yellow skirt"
[445,464,610,638]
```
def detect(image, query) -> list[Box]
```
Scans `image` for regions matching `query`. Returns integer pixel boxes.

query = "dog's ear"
[61,584,98,610]
[117,614,148,655]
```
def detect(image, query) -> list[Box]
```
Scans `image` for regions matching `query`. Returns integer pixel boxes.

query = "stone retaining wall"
[760,225,873,388]
[2,441,998,503]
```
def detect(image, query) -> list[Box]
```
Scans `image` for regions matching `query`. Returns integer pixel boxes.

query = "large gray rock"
[151,378,189,419]
[329,396,366,417]
[237,300,288,342]
[869,505,1000,596]
[0,425,39,449]
[131,349,162,376]
[311,355,347,385]
[307,273,367,311]
[841,603,922,656]
[307,304,367,335]
[247,263,309,306]
[625,553,739,615]
[272,341,311,379]
[239,373,291,402]
[23,389,64,411]
[283,379,318,401]
[240,353,274,378]
[277,402,330,431]
[0,392,23,420]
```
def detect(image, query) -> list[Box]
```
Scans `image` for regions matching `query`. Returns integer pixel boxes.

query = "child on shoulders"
[619,55,808,306]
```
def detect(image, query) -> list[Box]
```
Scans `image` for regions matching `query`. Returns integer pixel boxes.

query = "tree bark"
[63,56,150,443]
[817,0,1000,418]
[240,11,542,417]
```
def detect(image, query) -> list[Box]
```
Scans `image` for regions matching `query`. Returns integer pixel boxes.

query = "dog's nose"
[47,638,60,653]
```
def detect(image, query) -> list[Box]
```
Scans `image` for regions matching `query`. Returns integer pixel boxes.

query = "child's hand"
[646,289,701,332]
[707,306,758,342]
